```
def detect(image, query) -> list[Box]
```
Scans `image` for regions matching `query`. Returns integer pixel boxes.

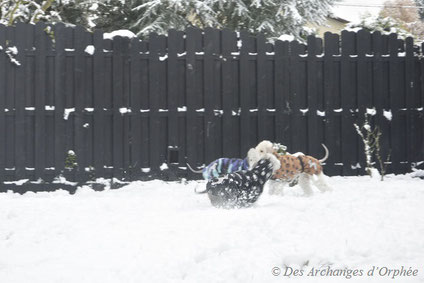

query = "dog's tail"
[319,144,329,163]
[186,163,203,174]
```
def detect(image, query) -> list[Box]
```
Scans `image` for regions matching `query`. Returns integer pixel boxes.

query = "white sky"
[332,0,388,22]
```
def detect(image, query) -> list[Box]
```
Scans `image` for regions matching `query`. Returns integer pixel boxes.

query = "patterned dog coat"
[204,158,275,209]
[272,152,323,181]
[188,158,249,180]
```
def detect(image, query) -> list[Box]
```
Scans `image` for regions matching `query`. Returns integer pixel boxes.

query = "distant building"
[307,16,350,38]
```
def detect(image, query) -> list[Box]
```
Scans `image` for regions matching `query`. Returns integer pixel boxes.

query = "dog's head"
[247,148,281,173]
[255,140,274,156]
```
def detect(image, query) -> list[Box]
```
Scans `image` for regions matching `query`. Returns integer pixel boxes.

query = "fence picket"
[289,41,307,153]
[167,30,184,171]
[204,28,222,164]
[14,23,27,183]
[0,25,5,185]
[274,39,290,150]
[92,30,106,178]
[356,29,372,174]
[323,32,341,176]
[185,27,202,177]
[388,34,403,173]
[340,31,358,175]
[34,23,48,181]
[221,29,239,158]
[306,35,321,158]
[405,37,415,169]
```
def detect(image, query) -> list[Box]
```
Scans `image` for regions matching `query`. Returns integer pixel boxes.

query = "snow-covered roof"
[331,0,385,23]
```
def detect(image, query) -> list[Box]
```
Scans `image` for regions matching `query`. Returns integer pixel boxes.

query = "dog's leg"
[298,173,313,196]
[313,172,332,192]
[268,180,285,195]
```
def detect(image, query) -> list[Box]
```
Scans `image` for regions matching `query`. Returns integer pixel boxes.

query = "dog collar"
[297,156,305,173]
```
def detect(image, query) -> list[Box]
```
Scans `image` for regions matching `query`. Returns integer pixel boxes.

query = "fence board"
[186,27,202,177]
[388,34,403,173]
[34,23,48,181]
[92,30,106,178]
[372,31,391,174]
[289,41,307,153]
[306,35,321,158]
[14,23,27,181]
[167,30,184,169]
[340,31,358,175]
[274,40,290,149]
[112,36,127,179]
[239,31,254,155]
[356,29,372,174]
[122,38,131,180]
[323,32,341,176]
[405,37,415,168]
[0,25,6,183]
[221,29,239,158]
[74,26,91,181]
[148,33,162,173]
[257,33,268,142]
[204,28,221,164]
[128,37,142,179]
[53,23,67,178]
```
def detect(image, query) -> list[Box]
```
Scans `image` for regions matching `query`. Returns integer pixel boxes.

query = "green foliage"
[92,0,135,32]
[129,0,337,40]
[65,150,78,170]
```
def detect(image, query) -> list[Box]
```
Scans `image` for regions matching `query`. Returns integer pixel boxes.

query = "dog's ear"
[247,148,259,169]
[265,153,281,172]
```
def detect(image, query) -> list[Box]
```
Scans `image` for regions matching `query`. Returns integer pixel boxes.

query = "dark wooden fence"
[0,22,423,191]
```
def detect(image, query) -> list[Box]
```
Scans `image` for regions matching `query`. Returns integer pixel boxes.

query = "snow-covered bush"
[0,0,57,25]
[354,114,390,181]
[346,15,415,40]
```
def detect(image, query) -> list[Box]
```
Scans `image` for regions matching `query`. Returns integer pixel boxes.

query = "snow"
[5,46,21,66]
[317,110,326,116]
[119,108,131,114]
[1,174,423,283]
[300,108,309,114]
[279,34,295,41]
[383,110,393,121]
[63,108,75,120]
[103,30,136,40]
[366,108,377,116]
[84,45,95,55]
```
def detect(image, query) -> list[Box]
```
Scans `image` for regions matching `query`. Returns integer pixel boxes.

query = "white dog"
[254,140,332,196]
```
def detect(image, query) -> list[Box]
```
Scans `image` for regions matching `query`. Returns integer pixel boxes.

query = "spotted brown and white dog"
[195,151,280,209]
[254,140,332,196]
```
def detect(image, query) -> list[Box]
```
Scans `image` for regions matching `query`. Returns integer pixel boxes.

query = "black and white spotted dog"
[195,150,280,209]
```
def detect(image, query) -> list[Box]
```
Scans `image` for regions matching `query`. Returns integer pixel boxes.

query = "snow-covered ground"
[1,173,423,283]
